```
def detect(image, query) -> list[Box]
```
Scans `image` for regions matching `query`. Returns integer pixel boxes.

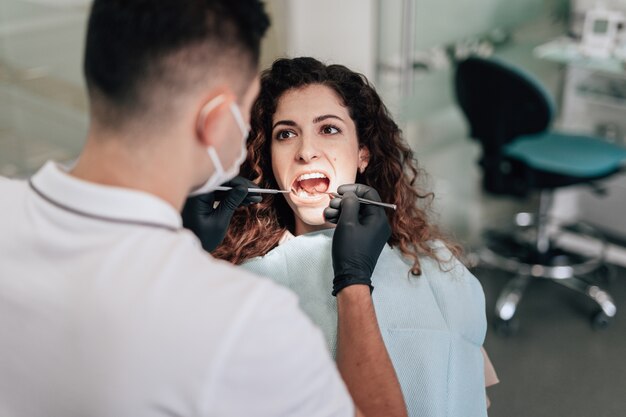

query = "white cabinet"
[552,64,626,248]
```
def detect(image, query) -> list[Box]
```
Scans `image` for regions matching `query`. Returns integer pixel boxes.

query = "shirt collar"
[30,161,182,231]
[278,230,296,245]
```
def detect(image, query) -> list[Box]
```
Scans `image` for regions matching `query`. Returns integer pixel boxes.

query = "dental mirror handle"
[214,186,291,194]
[328,192,397,211]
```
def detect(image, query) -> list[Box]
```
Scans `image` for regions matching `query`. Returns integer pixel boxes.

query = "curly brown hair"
[213,57,460,275]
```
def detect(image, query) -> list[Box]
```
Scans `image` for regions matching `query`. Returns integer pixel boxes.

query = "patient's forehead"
[273,84,351,124]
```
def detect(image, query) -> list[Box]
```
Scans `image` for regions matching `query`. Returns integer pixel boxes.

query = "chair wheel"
[494,317,518,336]
[591,310,611,330]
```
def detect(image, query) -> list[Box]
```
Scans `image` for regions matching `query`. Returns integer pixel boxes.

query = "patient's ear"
[358,146,370,174]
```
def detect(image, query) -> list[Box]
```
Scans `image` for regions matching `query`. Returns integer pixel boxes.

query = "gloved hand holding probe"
[182,176,262,252]
[324,184,392,296]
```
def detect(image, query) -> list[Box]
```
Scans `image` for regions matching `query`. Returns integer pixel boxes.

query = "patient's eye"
[275,130,296,141]
[321,125,341,135]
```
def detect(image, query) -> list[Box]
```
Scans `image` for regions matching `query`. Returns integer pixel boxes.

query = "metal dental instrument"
[214,186,291,194]
[326,192,397,211]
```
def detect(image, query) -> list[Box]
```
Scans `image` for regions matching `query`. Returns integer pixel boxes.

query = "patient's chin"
[295,206,326,226]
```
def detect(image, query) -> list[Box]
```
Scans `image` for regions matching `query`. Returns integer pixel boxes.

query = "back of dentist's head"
[83,0,269,134]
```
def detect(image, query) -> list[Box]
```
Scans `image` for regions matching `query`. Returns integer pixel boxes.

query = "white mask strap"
[206,146,225,176]
[228,101,249,137]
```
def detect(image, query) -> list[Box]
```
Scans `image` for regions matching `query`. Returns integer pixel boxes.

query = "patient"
[214,57,498,417]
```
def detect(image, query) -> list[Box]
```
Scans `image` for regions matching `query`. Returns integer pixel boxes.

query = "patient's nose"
[296,136,321,163]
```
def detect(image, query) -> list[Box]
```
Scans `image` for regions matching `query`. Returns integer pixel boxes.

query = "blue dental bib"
[242,229,488,417]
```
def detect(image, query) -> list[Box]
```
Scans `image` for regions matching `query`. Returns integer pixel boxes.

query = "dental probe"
[326,192,397,211]
[214,186,291,194]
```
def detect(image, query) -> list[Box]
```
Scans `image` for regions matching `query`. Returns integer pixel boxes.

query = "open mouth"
[291,172,330,199]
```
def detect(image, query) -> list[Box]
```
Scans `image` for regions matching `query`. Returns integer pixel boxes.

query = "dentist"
[0,1,406,416]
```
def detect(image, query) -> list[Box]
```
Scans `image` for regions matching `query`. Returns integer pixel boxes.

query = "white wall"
[284,0,376,79]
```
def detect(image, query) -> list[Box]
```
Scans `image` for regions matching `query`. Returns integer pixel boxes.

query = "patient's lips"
[291,171,330,199]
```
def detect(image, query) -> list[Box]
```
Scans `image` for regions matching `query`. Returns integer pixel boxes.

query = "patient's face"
[271,84,368,235]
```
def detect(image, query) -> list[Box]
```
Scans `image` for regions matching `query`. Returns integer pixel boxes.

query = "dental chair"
[454,56,626,335]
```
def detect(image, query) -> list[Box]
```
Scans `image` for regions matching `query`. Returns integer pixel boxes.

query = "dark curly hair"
[85,0,269,126]
[213,57,461,275]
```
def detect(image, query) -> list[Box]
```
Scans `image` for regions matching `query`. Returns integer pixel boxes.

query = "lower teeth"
[298,190,318,199]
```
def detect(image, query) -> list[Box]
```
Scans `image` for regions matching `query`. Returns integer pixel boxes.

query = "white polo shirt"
[0,161,354,417]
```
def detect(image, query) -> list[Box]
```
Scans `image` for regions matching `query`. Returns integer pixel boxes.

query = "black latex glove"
[324,184,392,296]
[182,176,262,252]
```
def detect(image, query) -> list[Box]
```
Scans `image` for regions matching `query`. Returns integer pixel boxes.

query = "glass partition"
[0,0,89,177]
[376,0,568,149]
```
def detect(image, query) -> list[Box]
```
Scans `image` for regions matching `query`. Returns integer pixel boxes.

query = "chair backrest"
[454,56,555,157]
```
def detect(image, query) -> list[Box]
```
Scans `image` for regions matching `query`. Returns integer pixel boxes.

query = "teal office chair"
[455,56,626,334]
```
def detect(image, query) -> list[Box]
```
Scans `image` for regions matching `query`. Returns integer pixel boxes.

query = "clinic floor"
[476,265,626,417]
[414,126,626,417]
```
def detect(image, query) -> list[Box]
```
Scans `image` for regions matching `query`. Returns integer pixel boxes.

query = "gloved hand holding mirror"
[182,176,262,252]
[324,184,392,296]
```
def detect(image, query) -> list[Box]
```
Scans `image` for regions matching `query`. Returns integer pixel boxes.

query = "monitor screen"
[593,19,610,34]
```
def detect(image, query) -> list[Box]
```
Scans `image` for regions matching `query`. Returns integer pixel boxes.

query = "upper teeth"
[297,172,327,181]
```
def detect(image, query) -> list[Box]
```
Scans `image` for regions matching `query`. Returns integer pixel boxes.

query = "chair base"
[477,212,616,335]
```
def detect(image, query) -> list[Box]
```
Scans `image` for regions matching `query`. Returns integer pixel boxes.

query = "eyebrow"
[272,120,297,130]
[313,114,344,124]
[272,114,345,130]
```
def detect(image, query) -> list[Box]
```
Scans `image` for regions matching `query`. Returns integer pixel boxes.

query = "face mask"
[189,96,250,196]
